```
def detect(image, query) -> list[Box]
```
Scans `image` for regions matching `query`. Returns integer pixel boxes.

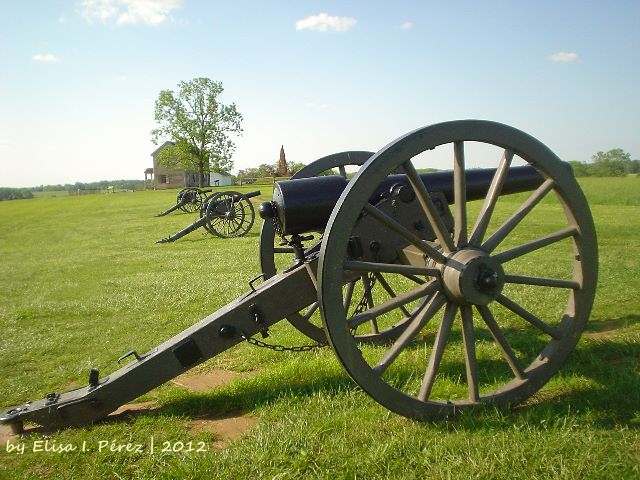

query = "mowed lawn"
[0,178,638,479]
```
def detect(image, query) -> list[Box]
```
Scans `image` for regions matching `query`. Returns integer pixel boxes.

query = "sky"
[0,0,638,187]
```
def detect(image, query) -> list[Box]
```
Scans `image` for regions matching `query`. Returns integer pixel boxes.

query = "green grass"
[0,179,638,479]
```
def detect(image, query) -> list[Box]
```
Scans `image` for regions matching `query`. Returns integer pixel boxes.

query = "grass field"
[0,178,638,479]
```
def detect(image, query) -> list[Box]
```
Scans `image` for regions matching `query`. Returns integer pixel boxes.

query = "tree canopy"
[569,148,639,177]
[152,78,243,185]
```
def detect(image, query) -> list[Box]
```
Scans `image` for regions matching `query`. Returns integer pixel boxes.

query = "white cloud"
[79,0,182,26]
[295,13,356,32]
[33,53,60,63]
[305,101,330,111]
[400,21,414,30]
[548,51,579,63]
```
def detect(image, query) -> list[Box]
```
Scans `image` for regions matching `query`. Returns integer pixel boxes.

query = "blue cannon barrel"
[262,166,544,235]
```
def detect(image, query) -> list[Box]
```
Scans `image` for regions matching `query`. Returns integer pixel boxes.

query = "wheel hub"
[441,249,504,305]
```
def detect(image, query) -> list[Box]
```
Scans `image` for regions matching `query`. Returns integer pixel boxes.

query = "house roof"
[151,141,175,157]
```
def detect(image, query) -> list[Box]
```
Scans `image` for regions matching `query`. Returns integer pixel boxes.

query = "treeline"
[32,179,147,192]
[236,161,308,180]
[0,188,34,201]
[569,149,639,177]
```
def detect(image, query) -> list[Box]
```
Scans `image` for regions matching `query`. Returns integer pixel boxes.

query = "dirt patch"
[0,424,15,447]
[109,401,158,417]
[188,413,257,449]
[172,369,242,392]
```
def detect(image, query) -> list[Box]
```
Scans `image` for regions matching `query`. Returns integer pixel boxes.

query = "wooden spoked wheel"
[260,151,418,345]
[318,120,597,418]
[178,188,206,213]
[202,191,255,238]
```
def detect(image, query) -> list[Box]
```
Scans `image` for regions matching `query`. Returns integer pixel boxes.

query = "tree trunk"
[198,161,205,187]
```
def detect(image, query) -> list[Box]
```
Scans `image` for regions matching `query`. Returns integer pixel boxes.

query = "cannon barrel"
[157,190,261,243]
[261,166,544,235]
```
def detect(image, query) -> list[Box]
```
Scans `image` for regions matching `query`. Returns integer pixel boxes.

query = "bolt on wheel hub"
[441,249,505,305]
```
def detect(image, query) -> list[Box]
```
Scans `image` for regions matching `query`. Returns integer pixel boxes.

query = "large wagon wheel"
[318,120,597,418]
[260,151,423,345]
[202,191,255,238]
[178,188,206,214]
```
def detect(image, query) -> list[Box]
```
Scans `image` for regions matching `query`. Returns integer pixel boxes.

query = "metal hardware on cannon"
[1,120,597,432]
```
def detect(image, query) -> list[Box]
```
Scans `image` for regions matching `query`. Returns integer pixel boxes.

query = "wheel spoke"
[362,274,379,334]
[418,302,457,401]
[460,305,480,402]
[504,274,581,290]
[468,149,514,246]
[343,280,356,313]
[364,204,448,264]
[476,305,524,380]
[496,294,561,339]
[301,302,319,322]
[401,273,426,285]
[401,160,456,253]
[343,260,439,277]
[482,179,554,252]
[349,280,440,329]
[493,226,578,264]
[273,247,295,254]
[373,272,412,317]
[453,141,467,248]
[373,292,446,375]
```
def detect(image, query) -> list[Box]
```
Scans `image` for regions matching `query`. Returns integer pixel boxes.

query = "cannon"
[155,187,211,217]
[0,120,596,433]
[156,190,261,243]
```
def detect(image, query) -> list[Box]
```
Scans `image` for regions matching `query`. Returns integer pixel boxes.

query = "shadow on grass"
[20,314,633,436]
[144,316,638,431]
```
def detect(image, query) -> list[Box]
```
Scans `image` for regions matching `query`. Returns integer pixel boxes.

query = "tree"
[590,148,630,177]
[152,78,243,186]
[288,162,307,175]
[568,160,591,177]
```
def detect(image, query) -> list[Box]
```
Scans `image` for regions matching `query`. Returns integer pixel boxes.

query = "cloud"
[548,51,579,63]
[295,13,356,32]
[400,21,414,30]
[33,53,60,63]
[58,14,67,23]
[305,101,330,111]
[79,0,182,26]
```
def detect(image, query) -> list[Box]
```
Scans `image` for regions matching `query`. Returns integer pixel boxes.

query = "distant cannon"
[1,120,597,433]
[155,187,211,217]
[157,190,261,243]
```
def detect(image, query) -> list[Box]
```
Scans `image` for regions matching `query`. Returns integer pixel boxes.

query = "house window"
[158,174,168,184]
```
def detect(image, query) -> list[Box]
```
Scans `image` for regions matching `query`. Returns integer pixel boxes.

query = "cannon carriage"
[156,190,260,243]
[155,187,211,217]
[1,120,596,432]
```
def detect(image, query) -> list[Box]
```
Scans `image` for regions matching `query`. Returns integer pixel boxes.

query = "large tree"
[152,78,243,185]
[590,148,632,177]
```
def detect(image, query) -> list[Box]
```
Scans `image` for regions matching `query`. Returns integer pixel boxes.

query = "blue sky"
[1,0,638,187]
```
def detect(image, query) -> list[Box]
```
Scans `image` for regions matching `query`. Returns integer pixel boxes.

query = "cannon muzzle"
[260,166,543,235]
